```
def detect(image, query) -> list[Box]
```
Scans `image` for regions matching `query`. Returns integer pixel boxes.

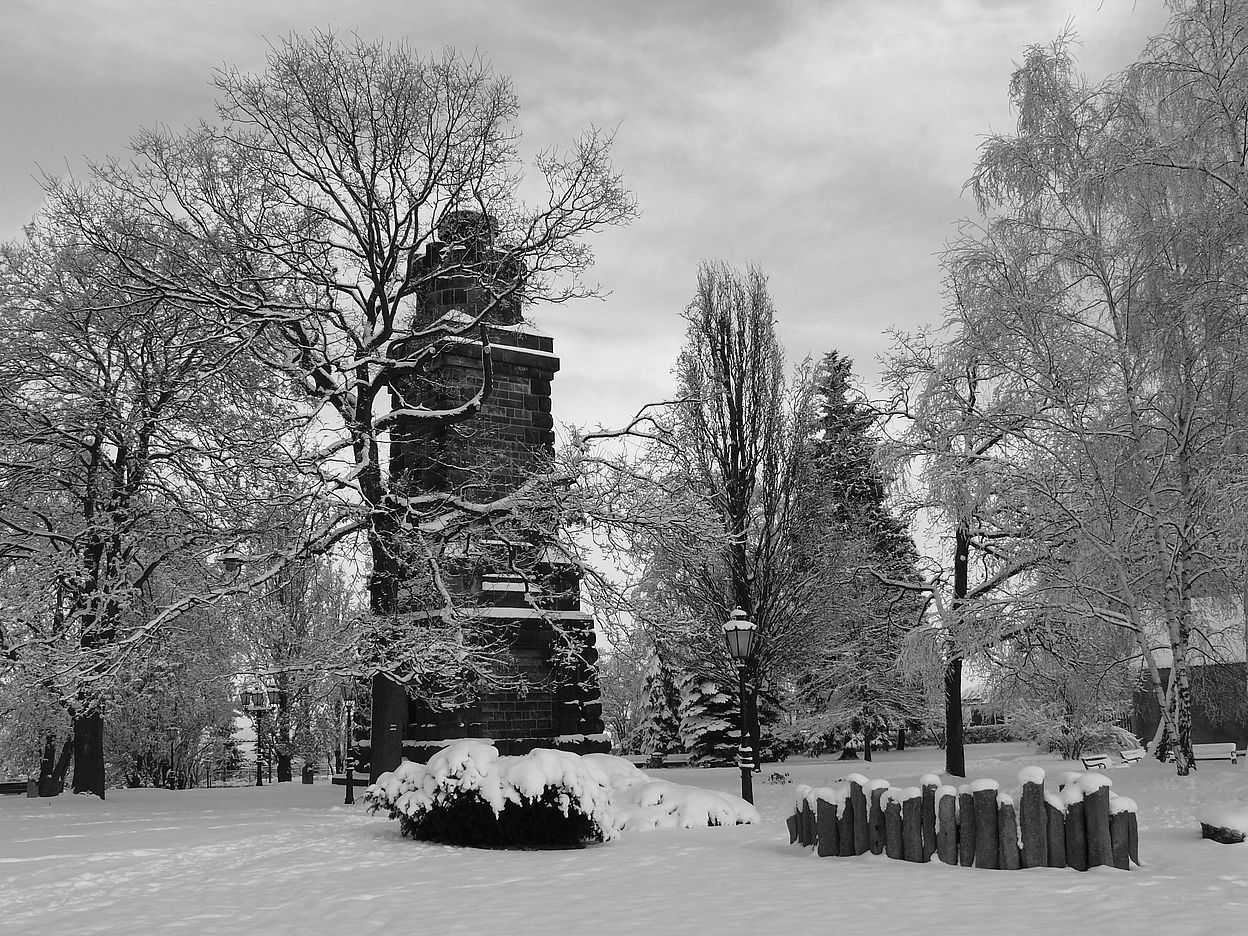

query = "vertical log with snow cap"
[936,786,959,865]
[1108,794,1135,870]
[837,786,855,856]
[815,788,839,858]
[848,774,870,856]
[901,786,924,861]
[883,790,903,859]
[793,793,813,848]
[1045,792,1066,868]
[997,793,1021,870]
[957,786,977,867]
[1018,767,1047,869]
[920,774,940,861]
[801,796,816,847]
[972,779,1000,869]
[869,780,889,855]
[1127,800,1139,866]
[792,786,810,846]
[1081,772,1114,869]
[1062,781,1088,871]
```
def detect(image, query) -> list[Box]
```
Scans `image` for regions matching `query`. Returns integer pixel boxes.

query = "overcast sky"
[1,0,1173,432]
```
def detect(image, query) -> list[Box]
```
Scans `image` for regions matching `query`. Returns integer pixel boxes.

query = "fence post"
[1082,774,1113,869]
[902,787,923,862]
[1045,793,1067,868]
[1018,767,1047,869]
[972,781,1000,869]
[801,798,816,848]
[998,794,1021,870]
[936,786,958,865]
[884,791,903,859]
[957,786,977,867]
[869,783,887,855]
[920,775,940,862]
[837,787,855,856]
[1063,782,1088,871]
[849,775,870,856]
[791,786,810,846]
[1127,805,1139,867]
[1108,795,1132,870]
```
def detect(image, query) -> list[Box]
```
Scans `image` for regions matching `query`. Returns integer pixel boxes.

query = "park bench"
[1118,747,1147,764]
[1081,754,1112,770]
[627,752,695,768]
[0,780,31,795]
[1192,742,1238,764]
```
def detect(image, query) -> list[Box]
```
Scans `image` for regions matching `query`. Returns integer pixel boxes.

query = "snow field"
[2,742,1246,935]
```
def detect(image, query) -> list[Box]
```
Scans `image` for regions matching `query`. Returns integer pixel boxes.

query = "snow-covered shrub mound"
[365,742,757,848]
[366,740,617,848]
[609,779,760,831]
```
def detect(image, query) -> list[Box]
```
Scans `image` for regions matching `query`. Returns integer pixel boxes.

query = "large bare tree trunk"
[71,712,106,798]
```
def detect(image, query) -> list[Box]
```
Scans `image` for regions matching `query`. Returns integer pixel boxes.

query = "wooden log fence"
[789,767,1139,872]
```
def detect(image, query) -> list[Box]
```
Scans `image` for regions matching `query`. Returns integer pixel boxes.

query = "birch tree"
[938,9,1248,774]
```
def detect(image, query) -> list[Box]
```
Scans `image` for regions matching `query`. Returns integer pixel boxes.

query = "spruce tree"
[676,670,740,765]
[799,351,926,749]
[635,652,682,757]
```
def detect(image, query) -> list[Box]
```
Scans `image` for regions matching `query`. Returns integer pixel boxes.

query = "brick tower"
[366,212,607,778]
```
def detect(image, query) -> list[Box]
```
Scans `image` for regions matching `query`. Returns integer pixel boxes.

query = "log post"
[849,775,870,856]
[787,812,799,845]
[837,788,855,856]
[1108,796,1131,870]
[920,775,940,862]
[793,786,811,846]
[902,787,923,862]
[972,781,1000,869]
[1018,768,1048,869]
[936,787,958,865]
[801,799,816,848]
[884,792,903,859]
[998,794,1021,870]
[957,786,977,867]
[869,784,886,855]
[816,796,838,858]
[1083,775,1113,869]
[1063,784,1088,871]
[1045,793,1066,868]
[1127,808,1139,867]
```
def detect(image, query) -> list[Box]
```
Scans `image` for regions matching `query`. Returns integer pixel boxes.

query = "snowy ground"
[2,743,1245,935]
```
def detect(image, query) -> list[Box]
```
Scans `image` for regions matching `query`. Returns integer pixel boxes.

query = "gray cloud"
[0,0,1173,427]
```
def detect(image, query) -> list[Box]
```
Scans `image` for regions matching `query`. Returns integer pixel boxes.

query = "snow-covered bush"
[1006,705,1138,760]
[366,741,616,848]
[365,741,758,848]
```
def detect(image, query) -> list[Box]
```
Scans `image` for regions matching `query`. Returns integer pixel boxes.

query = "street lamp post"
[342,682,357,805]
[723,607,758,805]
[242,690,271,787]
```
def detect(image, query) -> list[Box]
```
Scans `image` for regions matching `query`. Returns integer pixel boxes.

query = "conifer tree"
[795,352,926,752]
[676,670,740,766]
[635,652,681,757]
